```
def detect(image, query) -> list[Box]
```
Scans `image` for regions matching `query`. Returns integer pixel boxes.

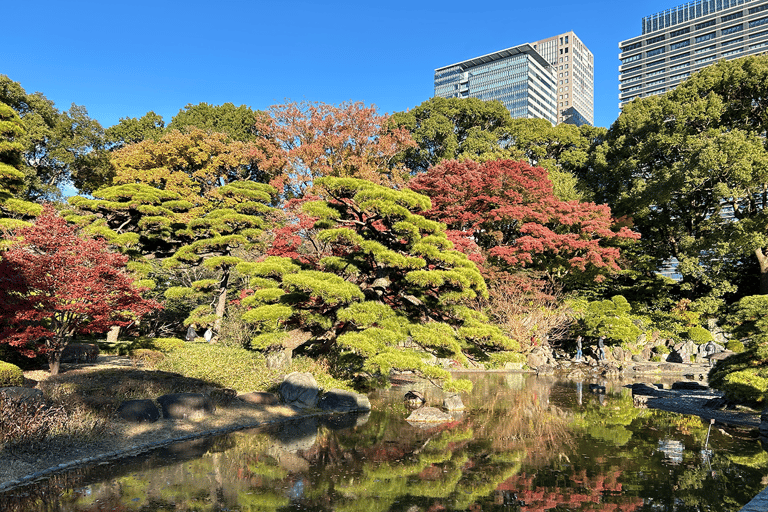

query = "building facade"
[434,44,558,125]
[532,32,595,125]
[619,0,768,108]
[434,33,594,127]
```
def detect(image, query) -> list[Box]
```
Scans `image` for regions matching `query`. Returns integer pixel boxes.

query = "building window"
[749,4,768,15]
[695,32,716,43]
[671,40,691,50]
[621,41,642,52]
[670,27,690,37]
[722,24,743,35]
[647,34,665,44]
[749,16,768,29]
[694,19,716,30]
[647,47,666,57]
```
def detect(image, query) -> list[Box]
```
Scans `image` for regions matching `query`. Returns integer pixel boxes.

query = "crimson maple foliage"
[0,207,161,374]
[408,160,639,279]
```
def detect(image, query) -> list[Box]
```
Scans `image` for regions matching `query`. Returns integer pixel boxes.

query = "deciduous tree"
[409,159,638,283]
[255,101,414,197]
[0,207,160,374]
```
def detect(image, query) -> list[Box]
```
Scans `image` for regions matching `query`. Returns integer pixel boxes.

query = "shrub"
[578,295,642,344]
[148,338,185,352]
[726,295,768,338]
[653,345,670,355]
[688,326,714,344]
[0,394,66,449]
[726,340,746,353]
[145,343,353,393]
[485,351,527,369]
[0,361,24,386]
[651,355,662,362]
[709,336,768,405]
[130,349,165,366]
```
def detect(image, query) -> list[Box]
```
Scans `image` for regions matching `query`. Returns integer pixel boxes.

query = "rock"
[404,390,426,408]
[156,393,215,419]
[632,383,662,397]
[317,389,371,412]
[666,351,684,364]
[406,406,453,424]
[527,352,547,369]
[631,354,644,363]
[279,372,319,409]
[61,343,99,363]
[443,394,465,411]
[640,347,653,361]
[633,395,649,407]
[0,387,43,403]
[704,397,729,409]
[601,364,621,378]
[611,346,626,362]
[275,417,319,453]
[238,391,279,405]
[116,399,160,423]
[671,381,708,391]
[709,351,734,362]
[536,364,555,375]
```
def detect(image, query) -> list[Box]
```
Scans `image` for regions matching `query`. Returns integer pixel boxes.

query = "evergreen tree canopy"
[239,177,520,390]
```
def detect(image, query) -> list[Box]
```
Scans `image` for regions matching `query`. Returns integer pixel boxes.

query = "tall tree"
[168,102,266,143]
[389,97,514,174]
[409,159,639,284]
[0,101,41,231]
[584,56,768,303]
[110,128,281,208]
[0,207,160,374]
[255,101,414,197]
[0,75,110,197]
[104,111,166,150]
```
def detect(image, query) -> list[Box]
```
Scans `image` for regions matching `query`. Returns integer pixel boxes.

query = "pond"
[2,373,767,511]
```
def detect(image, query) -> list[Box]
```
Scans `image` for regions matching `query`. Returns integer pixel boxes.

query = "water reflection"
[1,375,767,511]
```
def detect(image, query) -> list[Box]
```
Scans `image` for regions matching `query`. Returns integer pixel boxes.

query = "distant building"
[531,32,595,126]
[434,32,594,126]
[619,0,768,109]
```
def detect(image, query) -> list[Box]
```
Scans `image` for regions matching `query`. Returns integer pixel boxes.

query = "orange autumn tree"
[256,100,415,198]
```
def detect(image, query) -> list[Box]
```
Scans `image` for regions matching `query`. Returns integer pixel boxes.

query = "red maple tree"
[408,160,639,280]
[0,206,161,374]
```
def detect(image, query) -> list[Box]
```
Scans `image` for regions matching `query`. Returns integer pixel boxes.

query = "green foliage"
[484,351,526,369]
[726,295,768,338]
[653,345,670,355]
[709,336,768,404]
[687,326,714,344]
[577,295,641,344]
[726,340,745,353]
[147,343,352,392]
[0,360,24,386]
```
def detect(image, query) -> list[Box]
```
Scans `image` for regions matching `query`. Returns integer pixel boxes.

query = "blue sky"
[4,0,681,130]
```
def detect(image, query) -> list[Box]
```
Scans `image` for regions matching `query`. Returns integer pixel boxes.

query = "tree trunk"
[213,270,230,336]
[48,349,62,376]
[757,248,768,295]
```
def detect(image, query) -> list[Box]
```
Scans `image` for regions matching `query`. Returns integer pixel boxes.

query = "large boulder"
[443,394,465,411]
[671,381,708,391]
[760,410,768,439]
[279,372,319,409]
[318,389,371,412]
[406,406,453,424]
[156,393,215,419]
[117,399,160,423]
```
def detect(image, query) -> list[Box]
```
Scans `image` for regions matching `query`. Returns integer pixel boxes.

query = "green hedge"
[0,361,24,387]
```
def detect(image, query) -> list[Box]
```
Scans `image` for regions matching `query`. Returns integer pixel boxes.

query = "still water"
[2,373,767,511]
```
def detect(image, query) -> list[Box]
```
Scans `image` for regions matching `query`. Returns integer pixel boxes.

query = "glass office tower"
[434,44,558,125]
[619,0,768,108]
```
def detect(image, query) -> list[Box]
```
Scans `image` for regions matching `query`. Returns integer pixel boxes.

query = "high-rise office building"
[434,44,558,125]
[434,33,594,126]
[619,0,768,108]
[531,32,595,126]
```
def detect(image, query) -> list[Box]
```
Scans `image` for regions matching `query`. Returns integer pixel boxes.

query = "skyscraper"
[434,44,558,125]
[433,32,594,127]
[531,32,595,126]
[619,0,768,108]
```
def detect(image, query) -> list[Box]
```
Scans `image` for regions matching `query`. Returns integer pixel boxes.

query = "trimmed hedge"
[0,361,24,387]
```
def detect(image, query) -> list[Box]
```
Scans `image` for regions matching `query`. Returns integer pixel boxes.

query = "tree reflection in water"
[1,374,767,511]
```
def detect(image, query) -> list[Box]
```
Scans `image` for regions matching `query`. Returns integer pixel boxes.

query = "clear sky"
[4,0,682,130]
